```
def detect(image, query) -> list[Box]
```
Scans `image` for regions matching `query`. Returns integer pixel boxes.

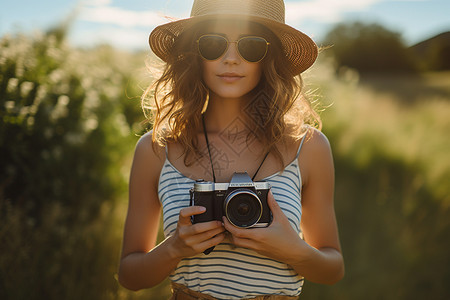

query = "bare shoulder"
[134,131,165,160]
[303,127,332,154]
[131,131,166,184]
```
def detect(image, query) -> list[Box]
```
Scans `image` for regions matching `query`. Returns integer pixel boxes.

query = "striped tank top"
[158,135,307,299]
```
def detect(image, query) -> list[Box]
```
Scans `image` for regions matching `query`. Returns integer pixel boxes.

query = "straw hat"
[149,0,318,75]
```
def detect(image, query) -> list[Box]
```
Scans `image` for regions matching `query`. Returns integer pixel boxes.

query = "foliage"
[0,29,146,299]
[323,22,417,73]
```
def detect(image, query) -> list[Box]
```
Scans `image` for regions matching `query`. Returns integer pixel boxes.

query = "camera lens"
[237,203,250,216]
[224,189,262,228]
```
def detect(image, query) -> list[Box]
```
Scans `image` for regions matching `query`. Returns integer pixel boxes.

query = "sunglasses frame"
[196,34,270,63]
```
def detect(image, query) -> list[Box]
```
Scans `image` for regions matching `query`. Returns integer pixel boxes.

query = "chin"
[213,88,257,100]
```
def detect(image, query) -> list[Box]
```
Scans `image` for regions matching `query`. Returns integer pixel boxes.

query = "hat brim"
[149,14,318,75]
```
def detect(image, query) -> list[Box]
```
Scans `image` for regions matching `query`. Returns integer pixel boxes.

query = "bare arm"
[118,133,225,291]
[290,129,344,284]
[223,129,344,284]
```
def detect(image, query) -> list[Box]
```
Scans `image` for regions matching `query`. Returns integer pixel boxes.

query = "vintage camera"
[190,172,272,229]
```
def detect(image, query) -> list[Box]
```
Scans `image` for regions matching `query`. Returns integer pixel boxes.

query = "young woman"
[118,0,344,299]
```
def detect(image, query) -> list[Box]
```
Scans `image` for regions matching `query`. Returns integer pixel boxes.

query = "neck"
[203,93,252,134]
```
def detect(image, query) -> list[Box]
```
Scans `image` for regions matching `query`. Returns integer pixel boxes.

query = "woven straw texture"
[149,0,318,75]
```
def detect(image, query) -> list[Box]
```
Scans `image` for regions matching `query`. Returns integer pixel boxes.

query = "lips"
[218,72,244,83]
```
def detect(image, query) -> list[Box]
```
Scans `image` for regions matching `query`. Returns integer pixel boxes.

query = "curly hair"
[143,20,321,167]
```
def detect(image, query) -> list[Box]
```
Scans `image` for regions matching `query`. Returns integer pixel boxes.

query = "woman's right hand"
[167,206,226,259]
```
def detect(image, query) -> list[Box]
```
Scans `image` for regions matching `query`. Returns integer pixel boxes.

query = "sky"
[1,0,449,51]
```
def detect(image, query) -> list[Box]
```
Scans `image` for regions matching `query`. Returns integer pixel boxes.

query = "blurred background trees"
[322,21,450,74]
[1,20,449,299]
[323,22,417,73]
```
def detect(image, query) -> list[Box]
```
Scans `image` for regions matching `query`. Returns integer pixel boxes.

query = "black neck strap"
[201,114,269,182]
[202,114,217,183]
[252,151,270,181]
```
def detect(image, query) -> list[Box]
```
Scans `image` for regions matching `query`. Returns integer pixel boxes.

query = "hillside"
[410,31,450,70]
[411,31,450,54]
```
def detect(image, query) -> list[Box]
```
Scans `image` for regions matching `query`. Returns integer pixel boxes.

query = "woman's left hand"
[223,191,309,264]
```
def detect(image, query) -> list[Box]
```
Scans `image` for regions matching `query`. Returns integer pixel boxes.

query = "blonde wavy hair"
[143,21,321,167]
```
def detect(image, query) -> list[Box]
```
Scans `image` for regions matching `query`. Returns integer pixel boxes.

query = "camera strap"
[201,114,269,182]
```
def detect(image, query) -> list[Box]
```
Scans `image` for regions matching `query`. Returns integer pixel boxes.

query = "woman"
[118,0,344,299]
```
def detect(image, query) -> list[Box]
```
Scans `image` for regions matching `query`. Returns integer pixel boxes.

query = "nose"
[222,41,241,64]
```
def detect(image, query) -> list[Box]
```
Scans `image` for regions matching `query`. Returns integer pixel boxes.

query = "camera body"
[190,172,272,228]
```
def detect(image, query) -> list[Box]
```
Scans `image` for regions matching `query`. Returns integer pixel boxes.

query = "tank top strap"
[295,127,309,159]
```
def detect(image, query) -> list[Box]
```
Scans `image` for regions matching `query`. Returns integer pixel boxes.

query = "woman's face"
[200,21,264,101]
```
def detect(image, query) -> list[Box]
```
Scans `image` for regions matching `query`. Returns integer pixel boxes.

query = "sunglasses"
[197,34,270,63]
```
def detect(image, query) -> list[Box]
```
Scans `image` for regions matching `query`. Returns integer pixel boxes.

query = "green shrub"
[0,29,145,299]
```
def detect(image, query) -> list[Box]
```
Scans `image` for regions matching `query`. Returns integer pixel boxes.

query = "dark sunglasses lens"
[198,35,228,60]
[238,37,268,62]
